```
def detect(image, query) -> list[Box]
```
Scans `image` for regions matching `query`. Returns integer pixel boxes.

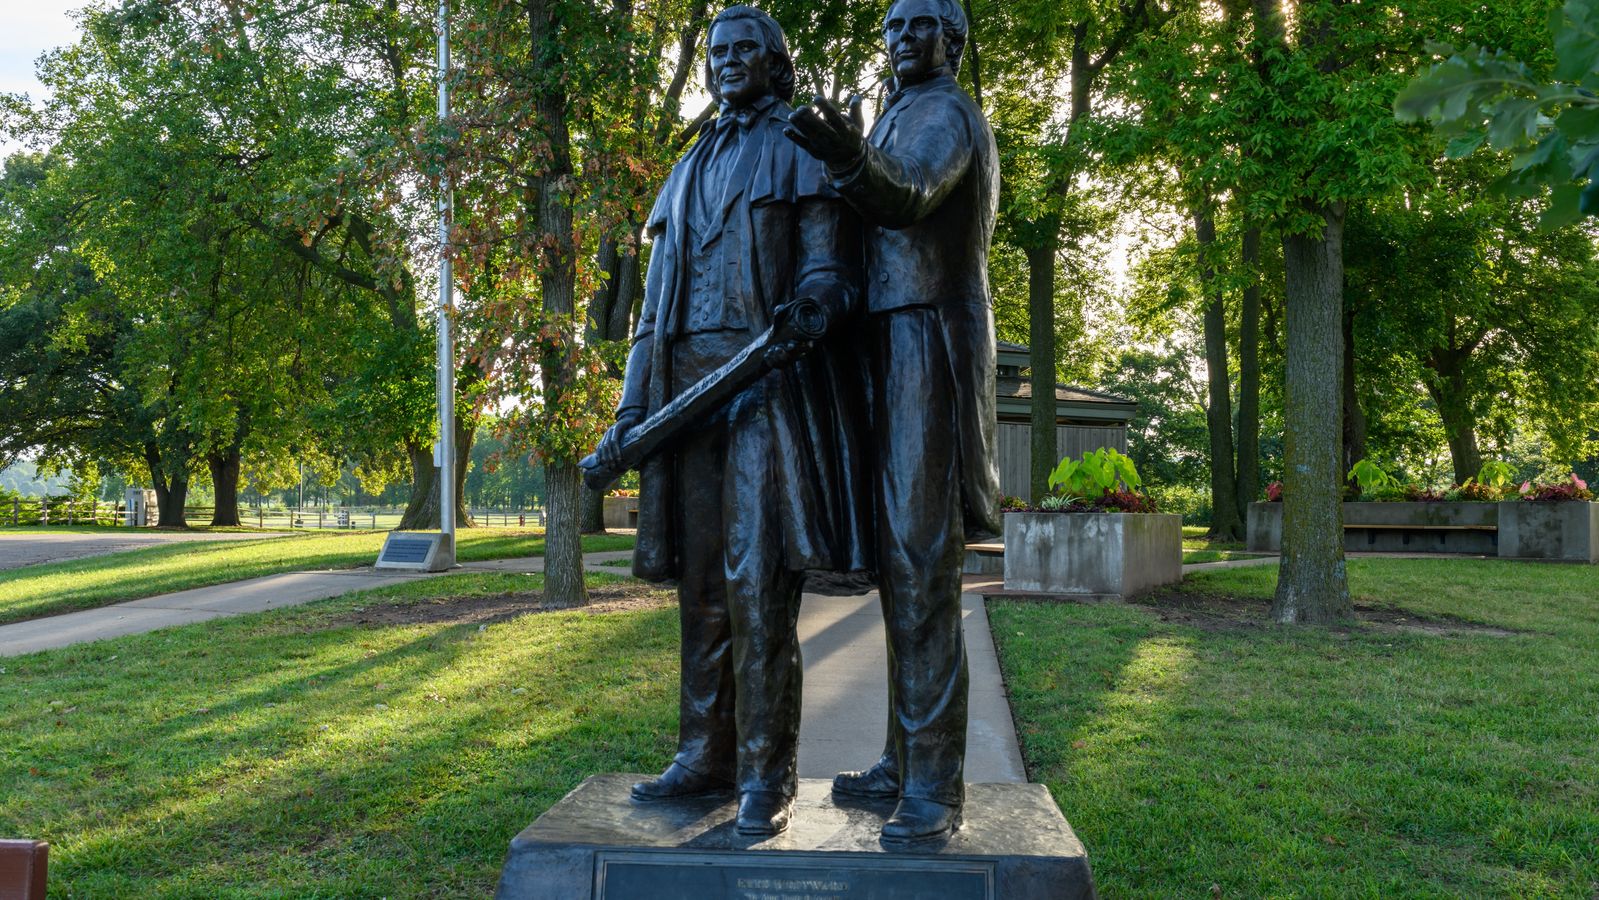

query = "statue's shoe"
[629,762,734,802]
[831,759,901,799]
[735,790,794,836]
[880,796,962,845]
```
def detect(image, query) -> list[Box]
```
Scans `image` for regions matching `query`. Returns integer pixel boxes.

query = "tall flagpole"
[433,0,457,570]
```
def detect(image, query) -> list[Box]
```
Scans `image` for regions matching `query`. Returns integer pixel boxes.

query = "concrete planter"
[1497,501,1599,562]
[1003,512,1182,598]
[601,495,639,529]
[1248,501,1500,554]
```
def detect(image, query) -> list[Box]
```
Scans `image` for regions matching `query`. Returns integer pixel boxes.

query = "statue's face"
[708,19,775,107]
[883,0,947,83]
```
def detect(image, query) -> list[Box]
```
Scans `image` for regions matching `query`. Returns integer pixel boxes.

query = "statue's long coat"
[629,101,873,582]
[833,71,1004,536]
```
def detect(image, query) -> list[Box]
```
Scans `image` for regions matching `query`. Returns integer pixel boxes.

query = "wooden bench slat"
[1344,524,1497,531]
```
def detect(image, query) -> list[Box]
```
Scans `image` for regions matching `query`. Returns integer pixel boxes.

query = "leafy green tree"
[443,0,710,602]
[1346,183,1599,483]
[1396,0,1599,226]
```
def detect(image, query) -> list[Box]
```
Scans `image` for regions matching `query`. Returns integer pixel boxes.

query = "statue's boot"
[630,762,734,802]
[831,755,900,798]
[735,790,794,836]
[880,796,962,845]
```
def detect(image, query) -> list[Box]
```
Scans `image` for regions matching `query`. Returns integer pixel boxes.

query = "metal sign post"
[432,0,457,570]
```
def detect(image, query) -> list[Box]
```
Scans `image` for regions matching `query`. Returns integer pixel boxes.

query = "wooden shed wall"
[997,423,1129,502]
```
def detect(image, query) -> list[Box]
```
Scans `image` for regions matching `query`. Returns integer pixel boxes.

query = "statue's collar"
[886,69,955,109]
[715,94,780,130]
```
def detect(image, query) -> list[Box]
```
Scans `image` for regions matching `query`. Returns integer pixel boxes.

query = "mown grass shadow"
[0,575,679,897]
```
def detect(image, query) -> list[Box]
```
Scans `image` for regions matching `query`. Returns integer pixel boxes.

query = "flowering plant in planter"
[1023,448,1157,513]
[1518,474,1593,502]
[1265,481,1284,502]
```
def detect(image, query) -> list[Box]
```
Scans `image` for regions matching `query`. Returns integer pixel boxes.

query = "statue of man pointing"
[786,0,1003,846]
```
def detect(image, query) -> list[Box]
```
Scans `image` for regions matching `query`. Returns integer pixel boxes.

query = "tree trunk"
[1272,203,1352,624]
[158,477,190,528]
[528,0,587,606]
[144,441,190,528]
[208,447,242,527]
[579,484,606,534]
[396,418,475,531]
[544,462,587,602]
[1423,366,1482,485]
[1235,226,1262,515]
[1026,239,1058,502]
[398,441,439,529]
[1196,213,1243,541]
[1341,302,1367,481]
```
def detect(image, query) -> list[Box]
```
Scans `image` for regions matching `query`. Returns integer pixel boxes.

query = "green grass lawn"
[1181,549,1269,565]
[1179,525,1267,564]
[991,558,1599,897]
[0,525,286,534]
[0,572,679,898]
[0,530,636,626]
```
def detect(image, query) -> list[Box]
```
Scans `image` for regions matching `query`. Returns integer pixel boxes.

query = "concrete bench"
[1344,521,1498,550]
[963,541,1005,575]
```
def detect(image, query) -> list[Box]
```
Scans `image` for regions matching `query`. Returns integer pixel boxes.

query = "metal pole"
[433,0,457,570]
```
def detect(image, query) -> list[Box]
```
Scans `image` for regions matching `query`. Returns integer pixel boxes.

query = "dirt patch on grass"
[326,581,675,629]
[1133,590,1523,637]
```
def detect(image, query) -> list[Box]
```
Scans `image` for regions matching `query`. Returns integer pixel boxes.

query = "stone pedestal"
[495,774,1096,900]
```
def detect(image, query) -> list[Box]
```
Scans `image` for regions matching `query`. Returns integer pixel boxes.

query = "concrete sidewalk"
[0,550,638,658]
[797,592,1027,784]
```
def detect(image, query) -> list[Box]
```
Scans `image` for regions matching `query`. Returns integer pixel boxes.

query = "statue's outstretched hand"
[784,95,867,170]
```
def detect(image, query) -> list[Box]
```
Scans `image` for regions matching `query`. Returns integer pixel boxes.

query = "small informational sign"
[375,532,447,571]
[594,850,993,900]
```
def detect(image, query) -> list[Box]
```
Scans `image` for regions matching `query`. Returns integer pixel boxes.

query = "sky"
[1,0,83,157]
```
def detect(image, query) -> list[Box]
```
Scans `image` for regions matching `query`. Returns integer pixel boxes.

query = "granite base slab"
[495,774,1096,900]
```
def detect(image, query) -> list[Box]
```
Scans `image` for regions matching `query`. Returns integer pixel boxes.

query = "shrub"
[1402,484,1447,502]
[1447,479,1503,502]
[1518,474,1593,502]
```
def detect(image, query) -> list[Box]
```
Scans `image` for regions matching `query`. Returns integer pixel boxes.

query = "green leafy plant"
[1476,461,1516,491]
[1048,448,1142,501]
[1348,459,1401,497]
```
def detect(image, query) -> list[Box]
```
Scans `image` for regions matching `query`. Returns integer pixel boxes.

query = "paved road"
[0,530,287,571]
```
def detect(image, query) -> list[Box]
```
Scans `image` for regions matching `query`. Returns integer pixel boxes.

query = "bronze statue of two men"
[587,0,1001,846]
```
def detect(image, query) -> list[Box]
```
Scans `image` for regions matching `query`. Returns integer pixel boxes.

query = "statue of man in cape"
[590,3,872,838]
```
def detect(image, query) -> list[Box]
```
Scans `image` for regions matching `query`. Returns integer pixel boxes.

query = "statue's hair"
[704,5,796,104]
[884,0,968,76]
